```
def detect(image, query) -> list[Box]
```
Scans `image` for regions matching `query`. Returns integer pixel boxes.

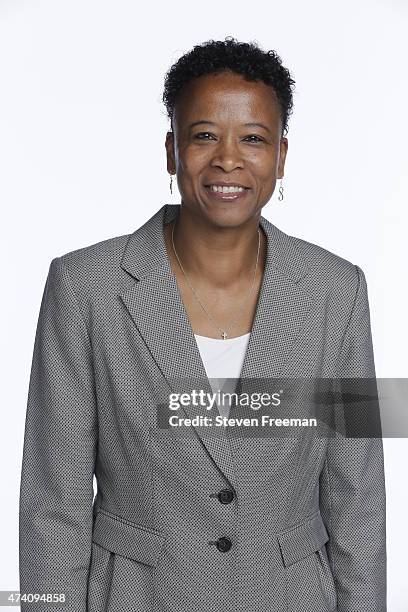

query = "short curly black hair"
[162,37,296,137]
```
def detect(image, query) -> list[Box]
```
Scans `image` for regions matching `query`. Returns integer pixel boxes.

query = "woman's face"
[165,70,288,228]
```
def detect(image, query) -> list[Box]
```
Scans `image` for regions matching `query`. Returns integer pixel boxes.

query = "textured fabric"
[19,203,386,612]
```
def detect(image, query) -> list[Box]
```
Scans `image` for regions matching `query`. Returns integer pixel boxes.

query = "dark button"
[217,489,234,504]
[216,537,232,553]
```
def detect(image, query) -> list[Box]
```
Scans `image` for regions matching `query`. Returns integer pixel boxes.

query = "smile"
[204,185,250,200]
[208,185,247,193]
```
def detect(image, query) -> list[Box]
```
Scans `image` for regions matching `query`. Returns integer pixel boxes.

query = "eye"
[194,132,215,140]
[245,134,264,143]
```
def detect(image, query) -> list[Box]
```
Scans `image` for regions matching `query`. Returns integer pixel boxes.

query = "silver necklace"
[171,220,261,340]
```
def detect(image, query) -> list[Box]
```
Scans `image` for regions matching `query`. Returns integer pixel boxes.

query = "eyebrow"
[188,120,272,134]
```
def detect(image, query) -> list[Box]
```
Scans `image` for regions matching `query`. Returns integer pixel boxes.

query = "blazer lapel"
[239,220,314,380]
[118,204,316,491]
[118,204,237,490]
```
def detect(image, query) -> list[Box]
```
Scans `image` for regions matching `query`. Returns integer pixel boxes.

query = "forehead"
[174,71,281,128]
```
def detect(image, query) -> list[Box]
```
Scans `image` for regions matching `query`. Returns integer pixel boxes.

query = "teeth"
[209,185,245,193]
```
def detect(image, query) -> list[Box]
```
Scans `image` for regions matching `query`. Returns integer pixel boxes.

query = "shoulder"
[264,218,364,297]
[292,232,359,275]
[50,205,165,288]
[56,232,130,275]
[46,232,133,311]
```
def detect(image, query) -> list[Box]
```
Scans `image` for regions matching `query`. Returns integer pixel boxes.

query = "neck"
[167,205,267,289]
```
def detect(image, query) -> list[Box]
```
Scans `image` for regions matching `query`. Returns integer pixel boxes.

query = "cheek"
[252,165,278,190]
[247,150,278,176]
[179,147,209,176]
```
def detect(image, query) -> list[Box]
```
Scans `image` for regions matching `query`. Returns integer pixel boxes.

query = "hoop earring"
[278,178,284,202]
[169,173,174,195]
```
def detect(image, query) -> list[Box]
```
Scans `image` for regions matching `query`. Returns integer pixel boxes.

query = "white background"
[1,0,407,609]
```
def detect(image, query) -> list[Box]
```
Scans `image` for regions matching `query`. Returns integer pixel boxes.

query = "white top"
[194,332,251,420]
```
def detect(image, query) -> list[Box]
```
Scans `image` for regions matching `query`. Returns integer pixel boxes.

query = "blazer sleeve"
[319,265,387,612]
[19,257,98,612]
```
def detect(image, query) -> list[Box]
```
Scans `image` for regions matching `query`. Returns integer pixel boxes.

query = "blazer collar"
[120,203,310,284]
[119,204,315,492]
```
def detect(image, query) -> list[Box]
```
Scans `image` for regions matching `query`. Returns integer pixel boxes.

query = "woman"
[19,38,386,612]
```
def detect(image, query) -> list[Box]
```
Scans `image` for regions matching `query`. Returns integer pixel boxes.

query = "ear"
[277,137,288,179]
[165,131,176,174]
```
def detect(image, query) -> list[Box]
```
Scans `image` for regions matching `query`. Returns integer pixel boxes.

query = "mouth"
[204,184,251,201]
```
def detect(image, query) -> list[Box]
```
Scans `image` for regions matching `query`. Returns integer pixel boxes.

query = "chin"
[203,205,258,230]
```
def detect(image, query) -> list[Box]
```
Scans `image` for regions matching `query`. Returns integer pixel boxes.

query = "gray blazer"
[19,203,386,612]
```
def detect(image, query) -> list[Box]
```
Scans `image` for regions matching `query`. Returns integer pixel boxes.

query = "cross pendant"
[221,331,228,340]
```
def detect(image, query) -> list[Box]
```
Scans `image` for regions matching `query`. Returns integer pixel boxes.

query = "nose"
[210,137,244,171]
